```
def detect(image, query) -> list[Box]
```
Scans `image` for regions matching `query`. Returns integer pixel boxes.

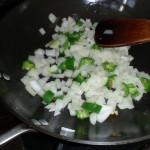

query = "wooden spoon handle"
[95,19,150,47]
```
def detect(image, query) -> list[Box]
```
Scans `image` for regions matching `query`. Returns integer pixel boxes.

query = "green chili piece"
[127,83,135,89]
[76,20,83,26]
[59,57,75,71]
[66,32,80,44]
[59,61,67,71]
[62,41,71,51]
[22,60,35,71]
[122,82,129,98]
[128,84,140,99]
[75,73,91,84]
[76,109,90,119]
[106,74,117,90]
[43,90,54,104]
[131,90,140,99]
[65,57,75,70]
[59,51,65,57]
[56,95,64,100]
[78,30,84,36]
[79,57,95,68]
[140,77,150,92]
[102,61,117,72]
[75,73,85,84]
[92,43,102,50]
[122,82,140,99]
[82,102,102,114]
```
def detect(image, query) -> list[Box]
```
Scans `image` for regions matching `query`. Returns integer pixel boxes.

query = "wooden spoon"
[94,19,150,47]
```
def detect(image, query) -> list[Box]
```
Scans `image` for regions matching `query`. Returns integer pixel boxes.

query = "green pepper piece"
[75,73,85,84]
[127,83,140,99]
[140,77,150,92]
[82,102,102,114]
[78,30,84,36]
[56,95,64,100]
[76,20,83,26]
[43,90,54,104]
[62,41,71,51]
[127,83,135,89]
[130,90,140,99]
[92,43,102,50]
[106,74,117,90]
[59,52,65,57]
[22,60,35,71]
[102,61,117,72]
[59,57,75,71]
[65,57,75,70]
[79,57,95,68]
[76,109,90,119]
[122,82,129,98]
[75,73,91,84]
[122,82,140,99]
[59,61,67,71]
[66,32,80,44]
[128,85,139,98]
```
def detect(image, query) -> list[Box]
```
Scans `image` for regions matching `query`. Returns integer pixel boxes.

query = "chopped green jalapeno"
[130,89,140,99]
[76,109,90,119]
[79,57,95,68]
[106,74,117,90]
[122,82,129,98]
[75,73,85,84]
[122,83,140,99]
[127,83,135,89]
[65,57,75,70]
[59,57,75,71]
[102,61,117,72]
[76,20,83,26]
[78,30,84,36]
[75,73,91,84]
[59,61,67,71]
[62,41,71,51]
[59,51,65,57]
[92,43,102,50]
[56,95,64,100]
[128,84,140,99]
[140,77,150,92]
[66,32,80,44]
[22,60,35,71]
[43,90,54,104]
[82,102,102,114]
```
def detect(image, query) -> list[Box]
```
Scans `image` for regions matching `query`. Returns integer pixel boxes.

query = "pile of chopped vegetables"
[21,14,150,125]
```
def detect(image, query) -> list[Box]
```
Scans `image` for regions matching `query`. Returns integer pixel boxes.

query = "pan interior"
[0,0,150,145]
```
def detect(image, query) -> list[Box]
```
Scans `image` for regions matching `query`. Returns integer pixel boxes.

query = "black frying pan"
[0,0,150,146]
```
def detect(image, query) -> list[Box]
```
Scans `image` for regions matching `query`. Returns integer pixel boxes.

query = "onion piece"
[39,28,46,35]
[96,105,114,123]
[48,13,57,23]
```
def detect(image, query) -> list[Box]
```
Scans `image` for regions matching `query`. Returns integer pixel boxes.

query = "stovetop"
[1,0,150,150]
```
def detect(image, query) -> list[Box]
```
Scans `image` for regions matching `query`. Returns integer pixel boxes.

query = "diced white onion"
[48,13,57,23]
[45,49,56,57]
[39,28,46,35]
[96,105,114,123]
